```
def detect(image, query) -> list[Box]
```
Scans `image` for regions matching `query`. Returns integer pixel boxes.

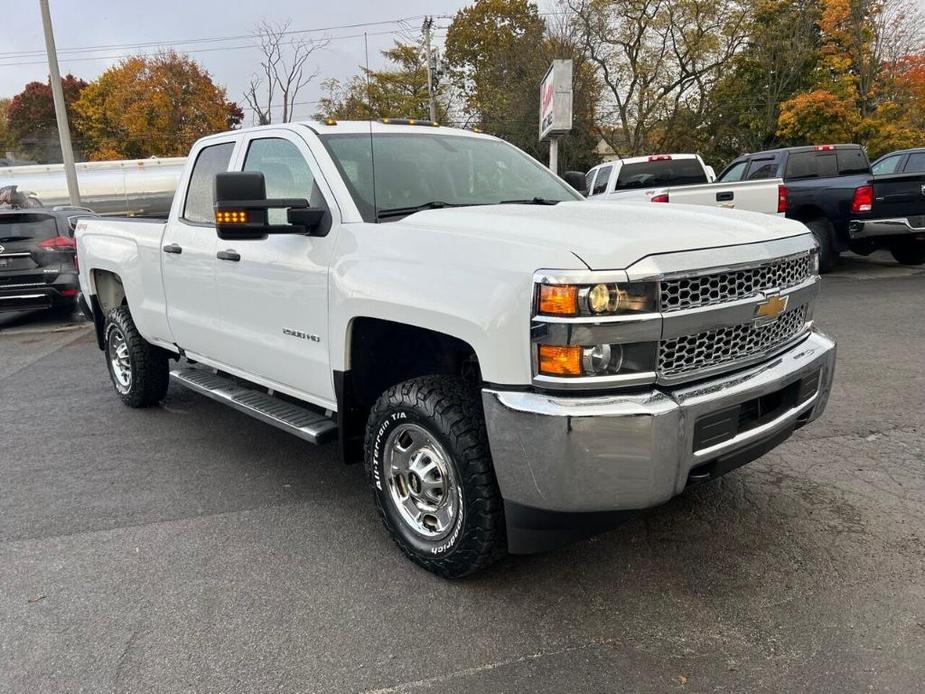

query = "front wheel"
[890,240,925,266]
[365,376,506,578]
[103,306,170,407]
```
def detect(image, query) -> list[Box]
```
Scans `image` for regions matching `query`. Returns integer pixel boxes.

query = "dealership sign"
[539,60,573,141]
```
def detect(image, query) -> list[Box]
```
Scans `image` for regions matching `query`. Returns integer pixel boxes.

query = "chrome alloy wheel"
[107,327,132,391]
[384,423,460,540]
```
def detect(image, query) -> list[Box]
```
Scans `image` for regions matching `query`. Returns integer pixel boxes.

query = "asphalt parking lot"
[1,253,923,694]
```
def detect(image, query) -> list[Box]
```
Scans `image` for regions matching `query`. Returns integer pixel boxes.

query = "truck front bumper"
[849,217,925,240]
[482,329,836,553]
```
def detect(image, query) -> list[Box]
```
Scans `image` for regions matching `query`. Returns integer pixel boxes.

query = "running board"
[169,367,337,444]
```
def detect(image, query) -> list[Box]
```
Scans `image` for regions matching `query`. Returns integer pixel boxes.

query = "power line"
[0,15,452,60]
[0,28,417,68]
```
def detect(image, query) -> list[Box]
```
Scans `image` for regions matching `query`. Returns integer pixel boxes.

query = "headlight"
[536,281,657,317]
[537,342,656,378]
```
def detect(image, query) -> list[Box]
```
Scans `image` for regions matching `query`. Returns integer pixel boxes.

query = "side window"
[182,142,235,224]
[871,155,903,175]
[904,152,925,173]
[592,165,612,195]
[745,159,776,180]
[719,161,747,182]
[585,169,598,194]
[243,138,325,224]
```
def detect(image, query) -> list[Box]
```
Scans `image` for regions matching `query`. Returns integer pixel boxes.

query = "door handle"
[162,243,183,254]
[216,249,241,262]
[716,191,734,202]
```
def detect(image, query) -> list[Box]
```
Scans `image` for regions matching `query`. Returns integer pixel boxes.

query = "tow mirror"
[563,171,587,196]
[213,171,326,240]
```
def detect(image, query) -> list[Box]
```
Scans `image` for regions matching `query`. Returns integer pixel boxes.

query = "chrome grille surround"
[657,305,808,379]
[660,251,814,313]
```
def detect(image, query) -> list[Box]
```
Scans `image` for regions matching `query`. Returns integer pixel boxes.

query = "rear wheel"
[365,376,506,578]
[890,240,925,265]
[103,306,169,407]
[805,218,838,273]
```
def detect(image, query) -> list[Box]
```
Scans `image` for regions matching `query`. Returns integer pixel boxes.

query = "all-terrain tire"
[890,240,925,266]
[805,218,838,273]
[103,306,170,408]
[364,376,506,578]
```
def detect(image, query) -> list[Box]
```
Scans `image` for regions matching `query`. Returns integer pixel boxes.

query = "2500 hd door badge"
[282,328,320,343]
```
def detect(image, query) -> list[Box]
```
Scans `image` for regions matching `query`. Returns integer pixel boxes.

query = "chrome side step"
[169,367,337,444]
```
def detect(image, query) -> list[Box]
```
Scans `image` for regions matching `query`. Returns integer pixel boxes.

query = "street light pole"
[39,0,81,206]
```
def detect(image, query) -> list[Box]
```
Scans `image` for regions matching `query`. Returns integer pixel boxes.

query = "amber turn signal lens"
[215,210,248,224]
[538,344,583,376]
[538,285,578,316]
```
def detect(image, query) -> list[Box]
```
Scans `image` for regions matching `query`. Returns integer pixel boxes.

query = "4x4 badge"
[754,294,788,325]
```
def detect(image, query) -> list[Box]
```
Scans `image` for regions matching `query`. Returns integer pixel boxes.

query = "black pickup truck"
[718,144,925,270]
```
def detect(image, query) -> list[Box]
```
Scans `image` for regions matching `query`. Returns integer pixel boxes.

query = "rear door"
[212,129,339,407]
[162,140,236,356]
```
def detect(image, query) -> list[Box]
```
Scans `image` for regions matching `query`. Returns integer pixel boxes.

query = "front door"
[163,141,235,357]
[212,131,337,408]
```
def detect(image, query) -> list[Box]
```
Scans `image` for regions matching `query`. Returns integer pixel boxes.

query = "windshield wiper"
[376,201,480,219]
[498,197,561,205]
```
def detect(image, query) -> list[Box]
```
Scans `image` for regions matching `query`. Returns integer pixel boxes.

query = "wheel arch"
[88,269,127,349]
[335,317,482,464]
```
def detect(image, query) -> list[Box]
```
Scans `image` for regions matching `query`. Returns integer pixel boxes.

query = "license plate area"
[692,369,820,452]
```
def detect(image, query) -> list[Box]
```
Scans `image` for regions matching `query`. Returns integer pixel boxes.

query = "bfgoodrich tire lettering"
[365,376,506,578]
[103,306,170,408]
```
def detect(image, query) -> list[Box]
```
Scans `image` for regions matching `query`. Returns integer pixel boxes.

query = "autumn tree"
[701,0,821,164]
[316,43,449,121]
[569,0,749,157]
[444,0,548,156]
[6,75,87,158]
[73,52,243,160]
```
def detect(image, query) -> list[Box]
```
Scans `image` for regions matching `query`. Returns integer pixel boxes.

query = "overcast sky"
[0,0,475,123]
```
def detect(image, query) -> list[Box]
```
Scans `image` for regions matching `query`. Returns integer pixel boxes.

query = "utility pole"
[39,0,81,206]
[422,17,437,122]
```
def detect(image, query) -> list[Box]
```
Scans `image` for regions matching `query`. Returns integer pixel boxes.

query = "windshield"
[318,132,581,221]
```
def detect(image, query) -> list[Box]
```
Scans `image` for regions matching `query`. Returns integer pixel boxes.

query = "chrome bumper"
[849,217,925,239]
[483,329,836,514]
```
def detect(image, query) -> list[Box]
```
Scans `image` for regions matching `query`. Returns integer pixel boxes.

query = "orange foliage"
[73,51,242,160]
[777,89,861,143]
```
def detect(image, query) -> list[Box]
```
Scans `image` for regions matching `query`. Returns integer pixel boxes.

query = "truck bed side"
[651,178,784,215]
[75,217,174,350]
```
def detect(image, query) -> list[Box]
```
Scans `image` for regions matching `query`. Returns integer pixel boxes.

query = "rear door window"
[872,155,904,175]
[614,159,708,190]
[836,148,870,175]
[182,142,235,224]
[591,165,612,195]
[0,213,58,242]
[904,152,925,173]
[718,161,747,182]
[745,159,776,180]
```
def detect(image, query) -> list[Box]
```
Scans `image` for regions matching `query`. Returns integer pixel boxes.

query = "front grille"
[660,252,814,313]
[658,305,808,378]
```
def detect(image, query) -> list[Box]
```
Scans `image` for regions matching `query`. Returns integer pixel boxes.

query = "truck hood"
[398,201,809,270]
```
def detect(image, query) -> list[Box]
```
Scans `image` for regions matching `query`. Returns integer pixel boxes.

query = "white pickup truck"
[585,154,786,215]
[76,120,836,577]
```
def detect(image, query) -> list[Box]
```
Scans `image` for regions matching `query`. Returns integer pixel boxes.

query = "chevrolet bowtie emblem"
[754,294,788,325]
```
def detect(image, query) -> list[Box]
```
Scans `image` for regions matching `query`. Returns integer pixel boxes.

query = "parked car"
[0,206,97,313]
[585,154,715,199]
[584,154,785,215]
[871,147,925,175]
[718,144,925,270]
[76,120,836,578]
